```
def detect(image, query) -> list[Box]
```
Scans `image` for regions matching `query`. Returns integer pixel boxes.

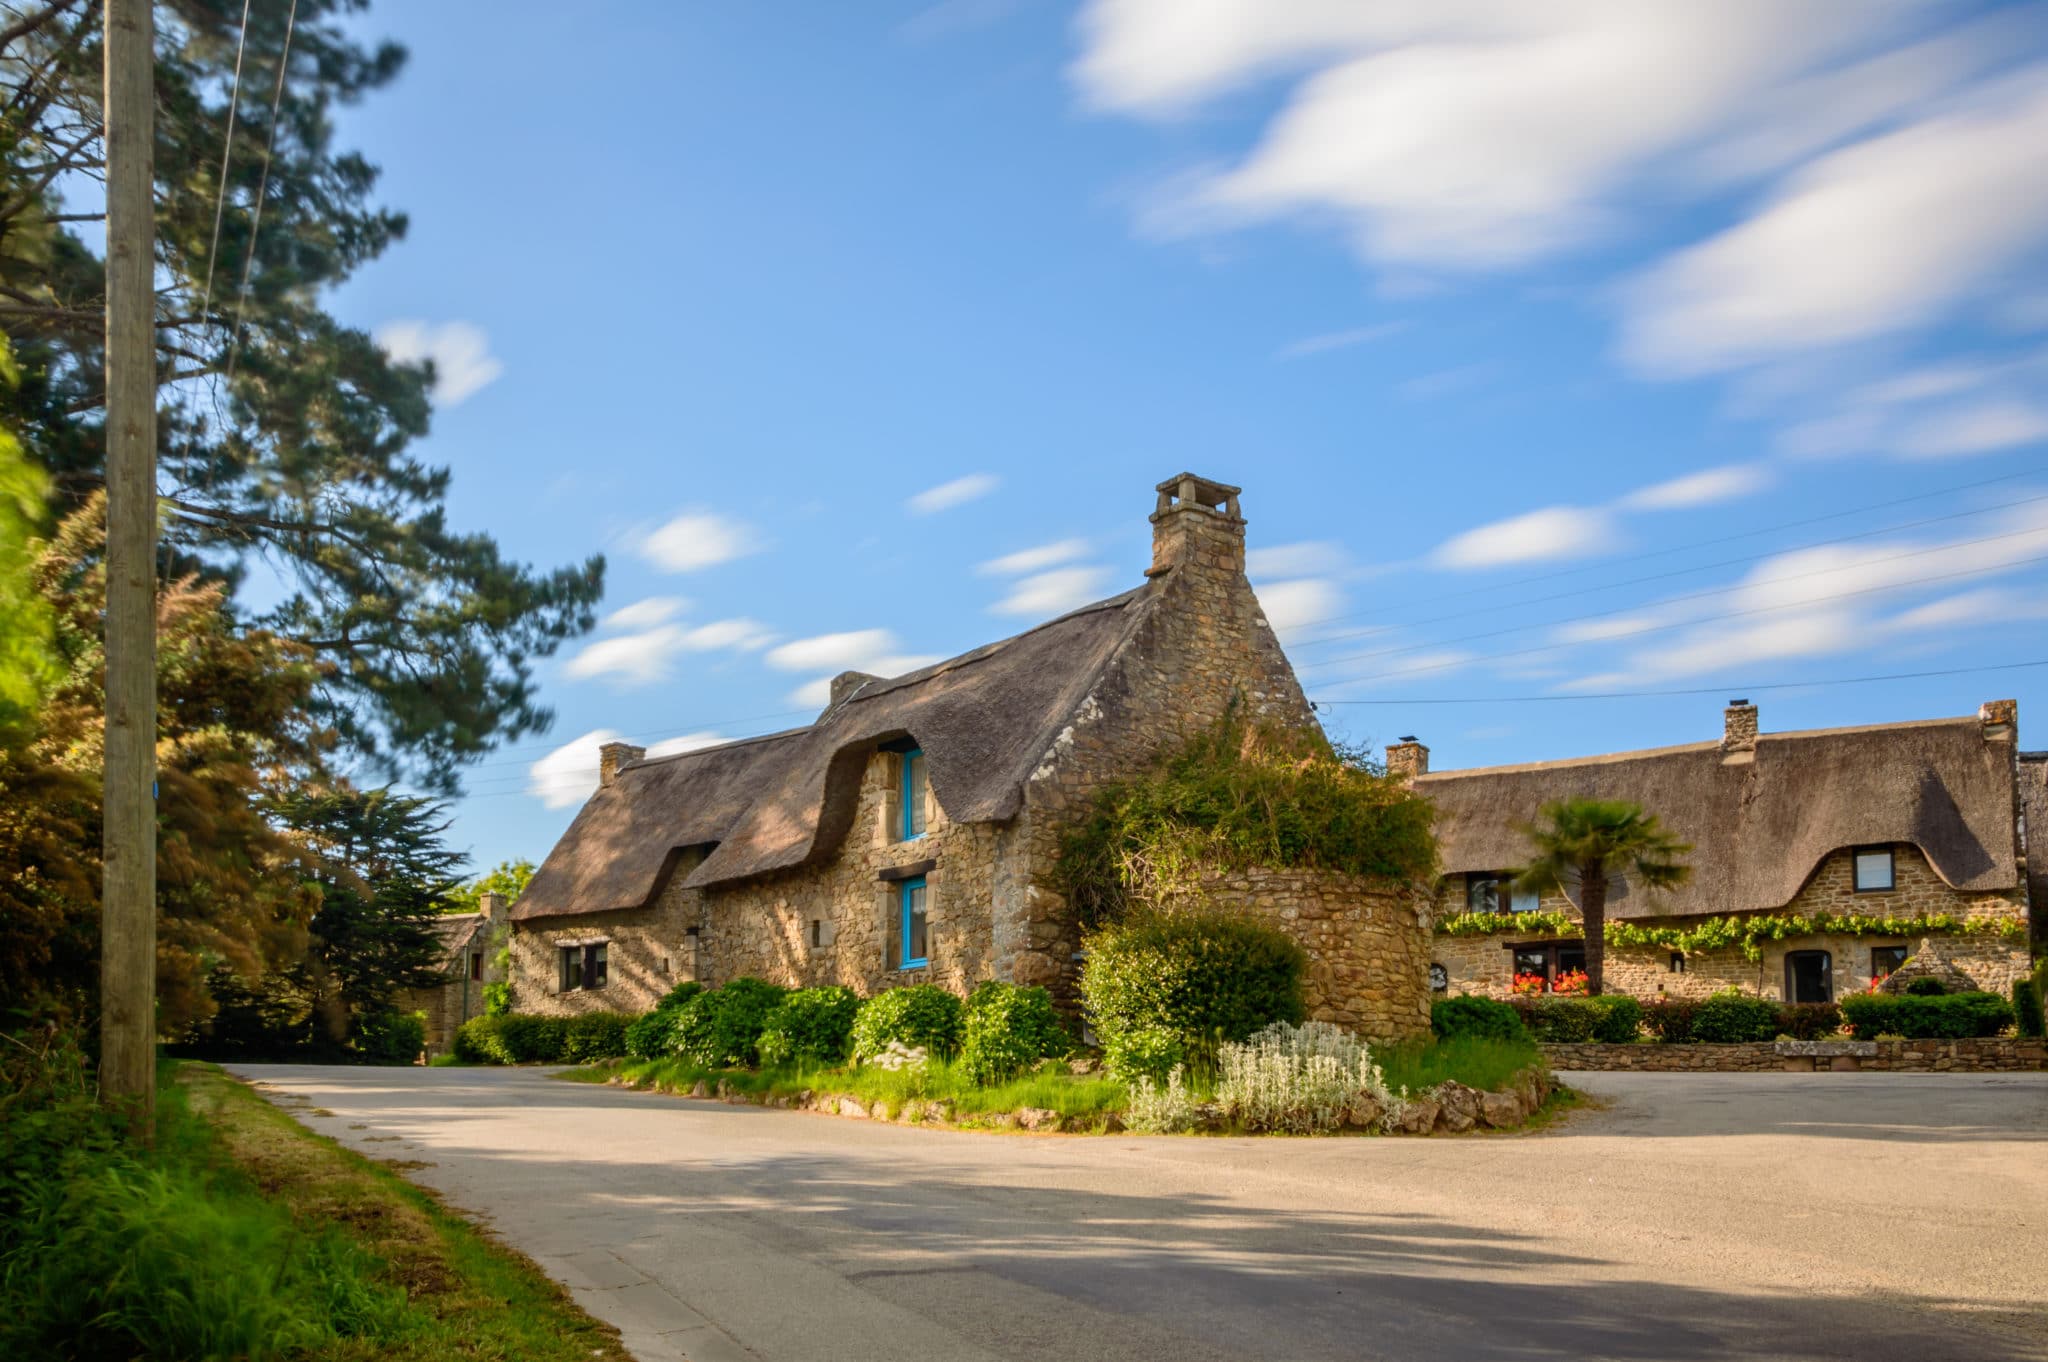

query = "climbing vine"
[1435,907,2023,962]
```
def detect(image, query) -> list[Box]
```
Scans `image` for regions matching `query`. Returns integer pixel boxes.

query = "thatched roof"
[1416,714,2021,919]
[512,589,1153,921]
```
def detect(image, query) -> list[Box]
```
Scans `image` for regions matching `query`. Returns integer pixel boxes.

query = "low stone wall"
[1543,1038,2048,1073]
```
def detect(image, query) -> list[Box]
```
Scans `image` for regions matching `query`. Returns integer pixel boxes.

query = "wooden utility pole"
[100,0,157,1132]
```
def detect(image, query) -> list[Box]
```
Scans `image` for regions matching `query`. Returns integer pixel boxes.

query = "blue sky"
[321,1,2048,876]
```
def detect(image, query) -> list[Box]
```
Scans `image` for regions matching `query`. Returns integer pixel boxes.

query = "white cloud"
[908,473,1001,515]
[1274,322,1404,360]
[600,596,688,631]
[565,617,776,686]
[645,731,727,759]
[527,728,619,810]
[1254,578,1343,643]
[1246,541,1348,579]
[989,566,1113,618]
[764,629,902,673]
[898,0,1016,43]
[978,538,1091,576]
[1890,401,2048,459]
[1624,74,2048,376]
[374,320,504,405]
[1617,463,1773,511]
[1430,506,1620,570]
[638,509,764,573]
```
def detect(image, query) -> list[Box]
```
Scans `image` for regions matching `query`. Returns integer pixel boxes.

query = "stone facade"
[1431,844,2031,1004]
[401,892,511,1055]
[512,473,1433,1043]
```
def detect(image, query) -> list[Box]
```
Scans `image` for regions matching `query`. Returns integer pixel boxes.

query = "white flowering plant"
[1215,1020,1405,1134]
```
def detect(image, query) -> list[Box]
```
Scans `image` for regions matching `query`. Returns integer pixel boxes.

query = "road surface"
[227,1064,2048,1362]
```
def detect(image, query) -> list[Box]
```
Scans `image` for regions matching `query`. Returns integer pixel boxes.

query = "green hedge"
[959,982,1068,1084]
[2015,977,2045,1040]
[454,1012,637,1064]
[1080,909,1306,1081]
[1640,997,1703,1043]
[1840,991,2013,1039]
[1776,1002,1841,1041]
[1688,992,1781,1043]
[756,986,863,1067]
[351,1010,426,1065]
[1430,995,1528,1044]
[1506,995,1641,1044]
[850,984,965,1063]
[671,979,789,1068]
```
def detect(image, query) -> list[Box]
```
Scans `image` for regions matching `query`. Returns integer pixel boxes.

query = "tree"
[1510,798,1691,996]
[446,857,533,914]
[0,0,602,793]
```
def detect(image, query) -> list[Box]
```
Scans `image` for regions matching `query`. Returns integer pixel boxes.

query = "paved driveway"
[228,1065,2048,1362]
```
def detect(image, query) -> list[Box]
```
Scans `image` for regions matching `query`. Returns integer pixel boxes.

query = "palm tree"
[1511,798,1692,996]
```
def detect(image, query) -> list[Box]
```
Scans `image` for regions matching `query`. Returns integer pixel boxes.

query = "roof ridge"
[621,724,814,773]
[839,585,1149,705]
[1418,713,1985,780]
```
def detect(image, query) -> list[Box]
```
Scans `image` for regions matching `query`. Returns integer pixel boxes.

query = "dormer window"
[900,748,927,841]
[1853,847,1895,892]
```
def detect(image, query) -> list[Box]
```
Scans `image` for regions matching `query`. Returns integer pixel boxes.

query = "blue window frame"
[898,877,928,969]
[900,749,927,841]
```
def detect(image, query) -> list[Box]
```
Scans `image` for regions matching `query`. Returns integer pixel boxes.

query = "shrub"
[1904,976,1949,996]
[1841,991,2013,1039]
[959,982,1069,1085]
[2014,977,2045,1040]
[1689,991,1781,1044]
[1775,1001,1842,1041]
[756,986,863,1067]
[496,1014,569,1062]
[561,1011,634,1062]
[1640,997,1703,1043]
[670,978,789,1068]
[625,1008,675,1059]
[1589,994,1643,1043]
[1508,995,1636,1043]
[655,980,705,1010]
[850,984,965,1063]
[1080,909,1306,1078]
[1430,995,1528,1044]
[1101,1024,1185,1085]
[1123,1066,1198,1134]
[1215,1021,1400,1134]
[351,1009,426,1064]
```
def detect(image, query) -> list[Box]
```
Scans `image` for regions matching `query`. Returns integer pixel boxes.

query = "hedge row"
[1839,991,2013,1039]
[453,1011,635,1065]
[1432,988,2021,1045]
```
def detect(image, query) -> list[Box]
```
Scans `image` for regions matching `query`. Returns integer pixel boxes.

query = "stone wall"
[1202,869,1432,1042]
[403,898,510,1054]
[1432,845,2030,1004]
[1542,1039,2048,1072]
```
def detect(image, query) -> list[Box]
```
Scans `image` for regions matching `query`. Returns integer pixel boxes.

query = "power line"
[216,0,296,398]
[197,0,255,318]
[1283,487,2048,653]
[1297,522,2048,676]
[1311,658,2048,706]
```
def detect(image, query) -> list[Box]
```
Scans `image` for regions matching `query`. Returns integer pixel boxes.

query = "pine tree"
[0,0,603,792]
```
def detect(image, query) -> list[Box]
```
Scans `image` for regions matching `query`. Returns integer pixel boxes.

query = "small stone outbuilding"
[510,474,1432,1042]
[1413,701,2037,1004]
[400,891,510,1055]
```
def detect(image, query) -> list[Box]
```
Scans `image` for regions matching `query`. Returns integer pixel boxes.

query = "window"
[1510,884,1540,913]
[469,952,483,981]
[1509,940,1586,992]
[1853,847,1895,892]
[1871,945,1908,981]
[1466,872,1502,912]
[898,877,928,968]
[900,749,927,841]
[1669,952,1685,974]
[558,942,608,992]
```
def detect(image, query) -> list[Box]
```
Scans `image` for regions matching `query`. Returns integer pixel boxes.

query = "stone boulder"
[1342,1092,1386,1131]
[1479,1090,1528,1129]
[869,1041,929,1072]
[1434,1082,1484,1133]
[837,1096,869,1119]
[1393,1097,1439,1135]
[689,1080,710,1099]
[1017,1107,1063,1132]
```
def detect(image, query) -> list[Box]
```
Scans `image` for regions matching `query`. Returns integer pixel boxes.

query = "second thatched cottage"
[507,475,1435,1041]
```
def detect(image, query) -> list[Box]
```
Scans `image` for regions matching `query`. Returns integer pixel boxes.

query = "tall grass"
[1376,1035,1543,1095]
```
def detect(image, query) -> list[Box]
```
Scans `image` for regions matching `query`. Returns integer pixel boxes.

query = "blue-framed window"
[898,877,928,969]
[899,748,927,841]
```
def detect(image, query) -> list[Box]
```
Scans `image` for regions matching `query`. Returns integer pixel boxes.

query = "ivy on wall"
[1434,908,2024,962]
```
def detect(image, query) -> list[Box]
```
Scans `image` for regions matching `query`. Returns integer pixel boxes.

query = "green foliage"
[625,984,707,1060]
[1055,713,1437,928]
[850,984,966,1062]
[482,981,514,1018]
[1640,997,1703,1043]
[1840,991,2013,1039]
[561,1013,634,1063]
[1430,995,1529,1044]
[1904,976,1949,996]
[1510,798,1692,995]
[656,981,706,1010]
[1101,1026,1186,1085]
[757,987,863,1067]
[447,860,536,914]
[1509,995,1642,1044]
[1689,992,1783,1044]
[0,1032,405,1357]
[452,1014,579,1064]
[671,979,790,1068]
[0,340,55,732]
[1080,908,1307,1079]
[1601,910,2020,962]
[959,982,1070,1085]
[1435,910,1578,938]
[1373,1035,1545,1096]
[1776,1002,1842,1040]
[2014,978,2045,1040]
[351,1010,427,1065]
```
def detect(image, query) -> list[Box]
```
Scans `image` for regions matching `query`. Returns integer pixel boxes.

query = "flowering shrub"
[1123,1066,1199,1134]
[1510,972,1547,996]
[1550,969,1589,996]
[1215,1021,1403,1135]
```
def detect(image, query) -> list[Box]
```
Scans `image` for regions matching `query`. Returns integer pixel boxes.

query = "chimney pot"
[1980,698,2017,741]
[1147,471,1245,580]
[598,740,645,787]
[1385,738,1430,779]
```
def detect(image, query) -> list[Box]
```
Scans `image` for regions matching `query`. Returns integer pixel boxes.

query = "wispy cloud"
[1274,322,1404,360]
[989,566,1112,618]
[374,320,504,405]
[638,509,765,573]
[600,596,689,631]
[764,628,941,706]
[908,473,1001,515]
[1254,577,1343,644]
[1618,463,1773,511]
[978,538,1091,576]
[1247,541,1348,579]
[1398,364,1492,401]
[564,616,775,686]
[1430,506,1620,570]
[527,728,619,810]
[645,731,728,759]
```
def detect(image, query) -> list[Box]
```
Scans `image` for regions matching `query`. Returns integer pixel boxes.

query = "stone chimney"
[1720,699,1757,764]
[1981,698,2017,742]
[1146,472,1245,581]
[1385,737,1429,779]
[828,670,881,711]
[598,740,645,787]
[477,890,508,923]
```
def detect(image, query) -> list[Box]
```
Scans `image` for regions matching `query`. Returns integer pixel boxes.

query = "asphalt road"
[228,1065,2048,1362]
